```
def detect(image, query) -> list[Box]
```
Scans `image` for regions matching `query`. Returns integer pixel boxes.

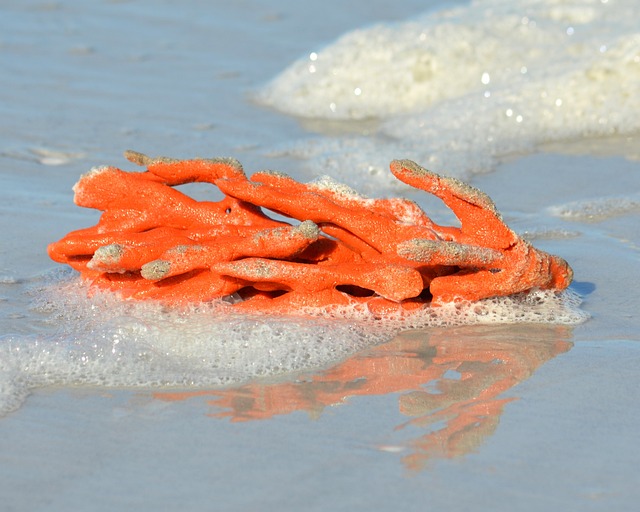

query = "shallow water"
[1,0,639,510]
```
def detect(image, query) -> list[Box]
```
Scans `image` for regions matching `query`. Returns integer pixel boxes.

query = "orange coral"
[48,151,573,312]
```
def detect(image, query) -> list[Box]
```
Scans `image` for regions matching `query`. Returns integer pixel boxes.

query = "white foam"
[309,175,368,201]
[0,269,587,416]
[299,288,588,328]
[549,193,640,221]
[258,0,640,187]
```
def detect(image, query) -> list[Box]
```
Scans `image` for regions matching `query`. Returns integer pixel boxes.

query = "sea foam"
[257,0,640,188]
[0,269,587,416]
[549,193,640,222]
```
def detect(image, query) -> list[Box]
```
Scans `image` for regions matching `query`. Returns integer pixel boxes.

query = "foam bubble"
[0,269,587,416]
[549,194,640,222]
[299,288,588,328]
[520,228,582,241]
[0,270,384,415]
[257,0,640,186]
[309,175,368,200]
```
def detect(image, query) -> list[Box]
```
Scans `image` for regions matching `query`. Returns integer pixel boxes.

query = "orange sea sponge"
[48,151,573,314]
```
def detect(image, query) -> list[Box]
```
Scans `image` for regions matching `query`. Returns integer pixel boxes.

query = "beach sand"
[1,1,639,510]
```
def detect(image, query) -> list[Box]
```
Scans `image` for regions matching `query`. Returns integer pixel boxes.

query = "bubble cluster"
[0,270,587,416]
[258,0,640,186]
[549,194,640,222]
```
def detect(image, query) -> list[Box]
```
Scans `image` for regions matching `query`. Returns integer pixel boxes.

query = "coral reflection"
[155,324,571,470]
